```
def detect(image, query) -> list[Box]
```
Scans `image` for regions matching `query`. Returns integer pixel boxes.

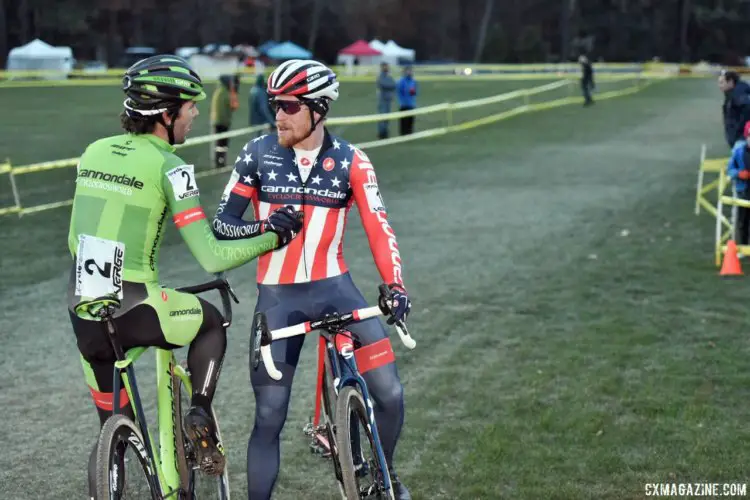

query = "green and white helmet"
[122,55,206,117]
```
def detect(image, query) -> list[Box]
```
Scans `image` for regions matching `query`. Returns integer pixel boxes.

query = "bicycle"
[250,284,416,500]
[75,276,239,500]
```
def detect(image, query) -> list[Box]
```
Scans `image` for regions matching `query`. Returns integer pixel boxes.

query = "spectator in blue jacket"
[376,62,397,139]
[249,74,275,137]
[397,65,418,135]
[727,121,750,244]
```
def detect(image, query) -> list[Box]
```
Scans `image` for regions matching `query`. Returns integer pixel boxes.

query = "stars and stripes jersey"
[213,130,404,286]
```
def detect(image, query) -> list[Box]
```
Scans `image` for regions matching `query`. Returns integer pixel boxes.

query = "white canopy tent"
[384,40,415,61]
[6,39,74,78]
[369,39,416,66]
[187,53,243,81]
[369,39,387,56]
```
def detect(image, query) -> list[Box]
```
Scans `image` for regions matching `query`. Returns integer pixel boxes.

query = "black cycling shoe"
[389,469,412,500]
[183,406,226,476]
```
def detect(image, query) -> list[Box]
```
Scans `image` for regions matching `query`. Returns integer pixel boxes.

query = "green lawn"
[2,77,747,500]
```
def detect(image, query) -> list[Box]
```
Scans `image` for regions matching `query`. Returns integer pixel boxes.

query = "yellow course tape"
[0,77,658,217]
[0,205,20,216]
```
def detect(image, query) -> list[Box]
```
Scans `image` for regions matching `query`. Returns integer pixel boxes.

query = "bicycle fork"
[331,334,394,495]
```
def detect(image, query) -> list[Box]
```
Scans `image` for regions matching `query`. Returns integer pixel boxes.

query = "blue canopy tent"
[265,41,312,60]
[257,40,279,55]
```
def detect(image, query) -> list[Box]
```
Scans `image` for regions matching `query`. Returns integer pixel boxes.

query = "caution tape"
[19,199,73,215]
[7,80,572,176]
[0,62,642,78]
[356,128,449,150]
[12,157,79,175]
[0,76,653,217]
[0,205,20,216]
[328,102,452,125]
[0,62,639,78]
[450,80,567,110]
[0,71,652,89]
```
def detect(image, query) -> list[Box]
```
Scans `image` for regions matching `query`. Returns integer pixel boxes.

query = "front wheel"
[335,386,393,500]
[173,368,230,500]
[94,414,160,500]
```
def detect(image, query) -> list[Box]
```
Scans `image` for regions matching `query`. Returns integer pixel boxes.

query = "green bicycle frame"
[114,346,192,497]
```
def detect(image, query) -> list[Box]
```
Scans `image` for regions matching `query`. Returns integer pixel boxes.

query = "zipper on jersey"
[297,148,325,282]
[300,175,308,281]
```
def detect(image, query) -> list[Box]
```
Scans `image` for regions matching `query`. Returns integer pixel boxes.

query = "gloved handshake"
[263,205,303,248]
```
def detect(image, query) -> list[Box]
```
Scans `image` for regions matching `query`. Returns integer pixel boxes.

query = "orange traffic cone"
[720,240,743,276]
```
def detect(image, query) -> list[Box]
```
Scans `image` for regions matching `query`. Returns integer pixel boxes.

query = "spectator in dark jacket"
[719,70,750,149]
[727,121,750,245]
[249,74,275,137]
[376,62,397,139]
[579,55,595,106]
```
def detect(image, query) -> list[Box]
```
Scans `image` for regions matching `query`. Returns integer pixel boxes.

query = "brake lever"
[214,272,239,304]
[394,319,416,349]
[226,282,239,304]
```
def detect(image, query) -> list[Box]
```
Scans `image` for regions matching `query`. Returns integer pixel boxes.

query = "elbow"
[212,229,231,241]
[210,221,228,240]
[202,260,225,274]
[211,214,234,241]
[194,251,224,274]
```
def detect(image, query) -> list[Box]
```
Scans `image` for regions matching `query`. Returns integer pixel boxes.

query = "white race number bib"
[75,235,125,299]
[166,164,199,201]
[363,183,386,213]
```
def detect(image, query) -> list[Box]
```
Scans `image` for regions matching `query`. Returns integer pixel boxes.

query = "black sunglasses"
[269,99,305,115]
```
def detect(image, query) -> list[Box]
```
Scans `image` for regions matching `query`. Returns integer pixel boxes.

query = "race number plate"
[75,235,125,299]
[363,183,386,213]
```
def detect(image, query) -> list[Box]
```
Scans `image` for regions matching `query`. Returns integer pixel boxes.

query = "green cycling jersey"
[68,133,277,286]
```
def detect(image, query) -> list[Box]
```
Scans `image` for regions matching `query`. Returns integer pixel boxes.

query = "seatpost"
[99,305,128,416]
[102,309,127,362]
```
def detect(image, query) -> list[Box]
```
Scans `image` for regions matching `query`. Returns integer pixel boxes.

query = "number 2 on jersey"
[75,235,125,299]
[182,169,195,191]
[167,164,199,201]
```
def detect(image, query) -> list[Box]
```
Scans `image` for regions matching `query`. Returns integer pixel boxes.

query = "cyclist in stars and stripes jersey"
[213,59,413,499]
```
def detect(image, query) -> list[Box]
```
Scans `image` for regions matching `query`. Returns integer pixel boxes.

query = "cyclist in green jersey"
[66,55,303,495]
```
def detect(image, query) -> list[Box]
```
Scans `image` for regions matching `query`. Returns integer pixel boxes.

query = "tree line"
[1,0,749,67]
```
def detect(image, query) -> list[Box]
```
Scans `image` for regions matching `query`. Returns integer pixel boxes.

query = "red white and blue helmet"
[267,59,339,103]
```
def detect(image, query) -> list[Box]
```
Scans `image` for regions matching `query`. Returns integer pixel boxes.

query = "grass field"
[3,76,749,500]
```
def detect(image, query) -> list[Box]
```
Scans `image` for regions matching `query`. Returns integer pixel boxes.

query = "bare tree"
[679,0,691,62]
[18,0,29,43]
[307,0,324,51]
[273,0,282,41]
[474,0,495,62]
[560,0,576,60]
[0,0,6,66]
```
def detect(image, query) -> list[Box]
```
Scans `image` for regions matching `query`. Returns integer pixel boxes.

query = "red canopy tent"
[338,40,382,56]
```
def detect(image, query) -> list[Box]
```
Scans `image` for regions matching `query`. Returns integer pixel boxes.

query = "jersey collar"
[142,133,176,153]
